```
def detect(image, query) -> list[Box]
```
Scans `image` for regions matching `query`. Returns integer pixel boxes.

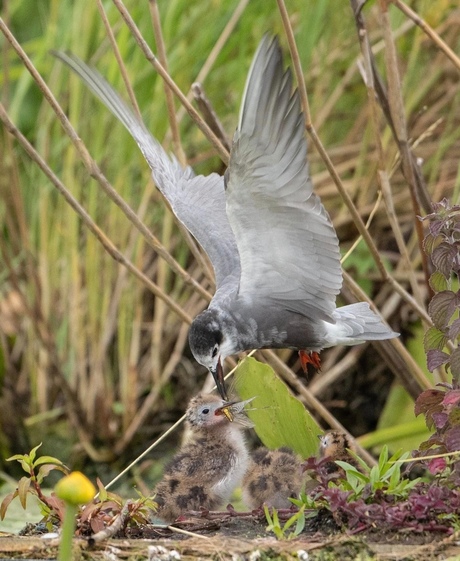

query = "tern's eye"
[212,346,218,358]
[202,408,210,415]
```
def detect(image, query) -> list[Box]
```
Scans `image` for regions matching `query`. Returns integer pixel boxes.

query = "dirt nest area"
[2,513,460,561]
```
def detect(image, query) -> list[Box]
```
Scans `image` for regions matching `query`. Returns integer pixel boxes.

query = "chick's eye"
[202,408,210,415]
[212,347,218,358]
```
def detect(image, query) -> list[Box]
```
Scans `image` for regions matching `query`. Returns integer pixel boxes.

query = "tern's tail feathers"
[329,302,399,345]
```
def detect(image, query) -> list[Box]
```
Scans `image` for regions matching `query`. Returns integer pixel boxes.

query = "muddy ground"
[2,512,460,561]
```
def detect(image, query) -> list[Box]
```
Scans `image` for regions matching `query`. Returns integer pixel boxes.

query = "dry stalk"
[376,0,432,295]
[96,0,142,119]
[171,0,250,132]
[112,0,230,164]
[0,17,210,302]
[391,0,460,71]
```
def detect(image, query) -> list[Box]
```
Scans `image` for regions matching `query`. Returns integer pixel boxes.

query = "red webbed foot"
[299,350,321,372]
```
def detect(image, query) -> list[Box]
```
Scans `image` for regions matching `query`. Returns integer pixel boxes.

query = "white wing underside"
[226,36,342,322]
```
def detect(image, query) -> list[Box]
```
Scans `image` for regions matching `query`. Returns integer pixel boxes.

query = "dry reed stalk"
[0,17,211,302]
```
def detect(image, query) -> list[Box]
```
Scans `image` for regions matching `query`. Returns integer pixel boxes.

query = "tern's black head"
[188,309,227,399]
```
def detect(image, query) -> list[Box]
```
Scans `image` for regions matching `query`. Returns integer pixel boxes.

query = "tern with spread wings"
[55,36,398,399]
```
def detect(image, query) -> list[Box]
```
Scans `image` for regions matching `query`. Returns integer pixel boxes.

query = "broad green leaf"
[429,271,448,292]
[423,326,448,352]
[234,357,322,457]
[34,456,65,467]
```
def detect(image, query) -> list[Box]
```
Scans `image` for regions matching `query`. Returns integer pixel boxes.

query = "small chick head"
[319,430,355,460]
[186,394,228,428]
[185,393,254,429]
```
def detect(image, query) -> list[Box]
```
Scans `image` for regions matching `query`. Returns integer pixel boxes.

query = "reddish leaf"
[0,490,18,520]
[427,457,447,474]
[90,518,106,533]
[428,291,458,329]
[414,389,445,416]
[442,389,460,407]
[427,349,450,372]
[17,476,31,509]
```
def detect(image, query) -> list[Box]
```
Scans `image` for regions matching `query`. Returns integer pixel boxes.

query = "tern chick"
[153,393,252,522]
[318,430,361,475]
[55,36,398,400]
[242,447,304,509]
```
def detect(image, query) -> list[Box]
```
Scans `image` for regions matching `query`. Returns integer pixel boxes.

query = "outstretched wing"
[55,52,240,297]
[225,36,342,321]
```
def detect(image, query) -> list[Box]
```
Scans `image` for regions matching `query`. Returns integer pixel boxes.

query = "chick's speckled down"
[242,446,304,510]
[153,394,251,522]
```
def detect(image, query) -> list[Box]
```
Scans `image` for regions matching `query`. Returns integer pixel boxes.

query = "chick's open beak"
[211,357,228,400]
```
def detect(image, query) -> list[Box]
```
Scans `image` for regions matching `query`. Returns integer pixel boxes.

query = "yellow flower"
[55,471,96,505]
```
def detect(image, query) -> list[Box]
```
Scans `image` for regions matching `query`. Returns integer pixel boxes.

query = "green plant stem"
[58,503,77,561]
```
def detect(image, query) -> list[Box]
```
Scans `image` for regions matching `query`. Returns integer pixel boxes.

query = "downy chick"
[318,430,361,476]
[242,446,304,509]
[154,393,253,522]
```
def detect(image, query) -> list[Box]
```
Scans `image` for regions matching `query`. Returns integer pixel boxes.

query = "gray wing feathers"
[226,36,342,321]
[55,52,240,293]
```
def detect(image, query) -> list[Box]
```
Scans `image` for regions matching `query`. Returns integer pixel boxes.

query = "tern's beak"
[211,357,228,400]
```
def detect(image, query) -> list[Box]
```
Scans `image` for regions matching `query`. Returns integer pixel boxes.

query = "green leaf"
[28,443,43,464]
[34,456,65,467]
[6,454,27,462]
[234,357,322,457]
[429,271,449,292]
[423,327,448,352]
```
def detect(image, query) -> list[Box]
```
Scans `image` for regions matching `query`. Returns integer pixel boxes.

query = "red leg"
[299,350,322,372]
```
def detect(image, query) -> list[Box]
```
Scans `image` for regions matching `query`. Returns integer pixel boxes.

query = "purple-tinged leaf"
[428,219,446,237]
[429,271,448,292]
[449,347,460,383]
[427,349,450,372]
[445,426,460,452]
[432,412,448,429]
[427,458,447,474]
[423,233,440,257]
[449,319,460,341]
[432,243,458,278]
[442,389,460,407]
[428,291,458,330]
[414,389,445,416]
[424,327,448,352]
